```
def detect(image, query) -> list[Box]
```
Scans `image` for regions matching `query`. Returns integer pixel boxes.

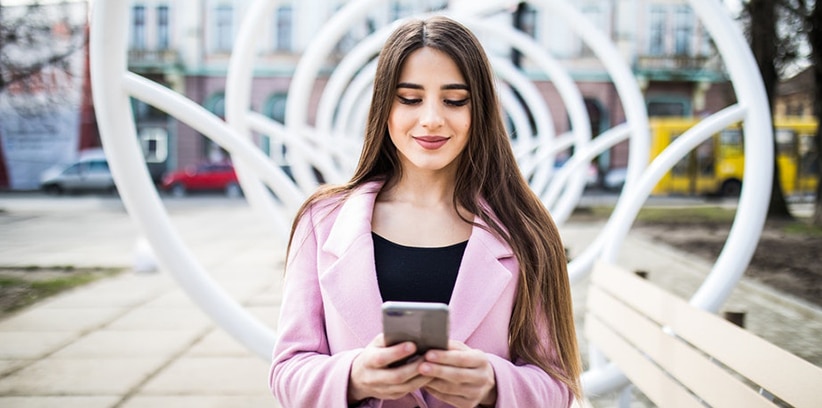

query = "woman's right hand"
[347,334,433,403]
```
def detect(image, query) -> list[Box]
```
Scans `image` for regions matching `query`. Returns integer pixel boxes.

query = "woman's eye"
[397,96,421,105]
[445,98,469,107]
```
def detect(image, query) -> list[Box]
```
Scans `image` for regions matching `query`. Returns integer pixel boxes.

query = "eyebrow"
[396,82,470,91]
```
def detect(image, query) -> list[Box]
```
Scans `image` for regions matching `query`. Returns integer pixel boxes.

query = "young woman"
[270,16,582,408]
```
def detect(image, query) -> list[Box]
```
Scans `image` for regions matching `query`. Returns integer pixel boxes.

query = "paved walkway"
[0,194,819,407]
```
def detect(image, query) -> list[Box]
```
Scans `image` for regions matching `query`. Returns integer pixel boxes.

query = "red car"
[161,163,241,197]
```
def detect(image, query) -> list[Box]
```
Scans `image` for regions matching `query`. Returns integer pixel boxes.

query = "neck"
[383,169,457,208]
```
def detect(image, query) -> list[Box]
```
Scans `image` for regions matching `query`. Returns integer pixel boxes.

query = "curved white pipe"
[90,1,277,360]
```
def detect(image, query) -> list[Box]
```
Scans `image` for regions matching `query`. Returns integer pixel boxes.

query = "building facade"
[125,0,734,181]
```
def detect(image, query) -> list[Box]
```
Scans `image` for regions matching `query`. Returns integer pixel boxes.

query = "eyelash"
[397,96,469,107]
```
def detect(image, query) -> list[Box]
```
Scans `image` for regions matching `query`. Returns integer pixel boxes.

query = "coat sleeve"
[269,205,361,407]
[484,295,574,408]
[486,355,573,407]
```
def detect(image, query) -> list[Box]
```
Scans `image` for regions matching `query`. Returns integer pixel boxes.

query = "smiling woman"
[269,16,581,408]
[388,47,472,176]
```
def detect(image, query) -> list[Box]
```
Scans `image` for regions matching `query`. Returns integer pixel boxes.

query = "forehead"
[397,47,466,85]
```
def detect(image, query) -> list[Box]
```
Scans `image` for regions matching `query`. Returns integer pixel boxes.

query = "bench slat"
[588,286,777,408]
[586,315,705,408]
[591,261,822,408]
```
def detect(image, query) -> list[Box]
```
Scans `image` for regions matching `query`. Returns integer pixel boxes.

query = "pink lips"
[414,136,449,150]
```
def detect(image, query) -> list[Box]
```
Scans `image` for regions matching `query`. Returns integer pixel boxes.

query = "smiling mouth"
[414,136,449,150]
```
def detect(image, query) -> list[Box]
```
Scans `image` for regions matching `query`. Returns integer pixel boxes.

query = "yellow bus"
[649,117,818,197]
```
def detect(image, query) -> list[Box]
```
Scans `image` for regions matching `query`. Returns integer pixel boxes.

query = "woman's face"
[387,46,471,176]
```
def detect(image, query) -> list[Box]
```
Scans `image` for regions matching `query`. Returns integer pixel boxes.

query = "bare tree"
[773,0,822,225]
[804,0,822,225]
[0,1,87,114]
[741,0,793,219]
[740,0,816,220]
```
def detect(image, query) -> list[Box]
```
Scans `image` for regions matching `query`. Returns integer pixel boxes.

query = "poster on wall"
[0,106,80,190]
[0,1,88,190]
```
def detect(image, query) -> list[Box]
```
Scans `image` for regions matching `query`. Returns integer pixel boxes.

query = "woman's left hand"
[418,340,497,408]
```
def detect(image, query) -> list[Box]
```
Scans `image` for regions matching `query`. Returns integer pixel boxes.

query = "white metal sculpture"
[89,0,772,399]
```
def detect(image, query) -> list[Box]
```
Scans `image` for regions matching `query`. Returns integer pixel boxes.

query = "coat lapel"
[319,182,385,345]
[448,218,515,341]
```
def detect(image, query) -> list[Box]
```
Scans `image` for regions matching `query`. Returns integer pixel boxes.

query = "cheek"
[387,107,410,131]
[460,114,472,134]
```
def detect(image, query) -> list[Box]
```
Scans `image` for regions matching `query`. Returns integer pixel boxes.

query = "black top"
[372,232,468,304]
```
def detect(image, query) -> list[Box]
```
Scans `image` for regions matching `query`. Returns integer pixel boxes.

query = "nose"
[419,100,444,129]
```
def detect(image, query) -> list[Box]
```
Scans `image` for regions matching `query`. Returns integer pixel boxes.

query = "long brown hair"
[288,16,582,399]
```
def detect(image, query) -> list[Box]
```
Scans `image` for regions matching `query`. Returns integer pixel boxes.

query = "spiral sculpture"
[90,0,772,397]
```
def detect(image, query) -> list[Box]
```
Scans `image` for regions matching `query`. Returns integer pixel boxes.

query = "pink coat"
[270,181,572,407]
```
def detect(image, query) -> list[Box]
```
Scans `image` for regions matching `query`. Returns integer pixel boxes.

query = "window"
[265,93,289,162]
[649,6,666,55]
[132,98,166,121]
[581,4,606,56]
[719,129,744,157]
[699,23,713,55]
[695,139,715,176]
[786,103,804,116]
[674,6,693,55]
[63,163,82,176]
[775,129,796,155]
[205,93,226,119]
[157,5,170,50]
[671,132,688,176]
[214,5,233,52]
[202,92,227,162]
[140,128,168,163]
[275,5,293,52]
[647,100,688,117]
[266,93,288,123]
[131,5,146,49]
[515,3,538,38]
[88,160,111,174]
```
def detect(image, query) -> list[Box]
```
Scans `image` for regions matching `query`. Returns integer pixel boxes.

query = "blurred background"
[0,0,818,208]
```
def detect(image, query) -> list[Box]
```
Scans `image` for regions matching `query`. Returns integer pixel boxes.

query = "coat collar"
[319,180,516,345]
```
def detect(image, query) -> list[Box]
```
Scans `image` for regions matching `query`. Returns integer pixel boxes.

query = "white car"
[40,150,116,195]
[603,167,627,191]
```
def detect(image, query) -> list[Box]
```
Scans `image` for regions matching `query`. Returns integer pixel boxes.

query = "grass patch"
[571,205,737,224]
[0,267,122,315]
[781,222,822,237]
[572,205,822,237]
[635,206,737,224]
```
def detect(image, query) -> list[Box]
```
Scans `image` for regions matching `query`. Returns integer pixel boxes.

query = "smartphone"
[382,301,449,367]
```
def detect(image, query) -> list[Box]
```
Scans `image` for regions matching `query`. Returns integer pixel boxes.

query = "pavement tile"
[105,307,212,332]
[0,360,25,376]
[0,396,121,408]
[0,307,126,332]
[245,286,282,306]
[140,291,197,308]
[40,274,173,309]
[210,279,276,302]
[119,395,277,408]
[0,357,166,395]
[186,329,258,357]
[50,330,203,359]
[137,356,270,396]
[0,332,79,359]
[246,305,279,331]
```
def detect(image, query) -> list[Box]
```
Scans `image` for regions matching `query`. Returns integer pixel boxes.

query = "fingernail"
[404,343,415,353]
[420,363,431,374]
[426,351,438,361]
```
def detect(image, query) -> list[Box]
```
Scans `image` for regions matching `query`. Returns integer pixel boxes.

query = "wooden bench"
[585,261,822,408]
